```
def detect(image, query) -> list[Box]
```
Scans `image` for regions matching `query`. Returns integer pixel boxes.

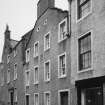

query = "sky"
[0,0,68,62]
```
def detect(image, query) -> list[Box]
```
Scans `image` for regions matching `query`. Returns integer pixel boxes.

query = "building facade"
[68,0,105,105]
[1,0,105,105]
[23,0,71,105]
[0,1,71,105]
[0,25,26,105]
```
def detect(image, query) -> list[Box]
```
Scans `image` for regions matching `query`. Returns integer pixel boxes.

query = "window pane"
[78,0,91,19]
[46,93,50,105]
[34,43,38,57]
[60,20,67,40]
[60,92,68,105]
[35,94,38,105]
[59,54,66,76]
[35,67,38,83]
[26,49,30,62]
[45,33,50,50]
[81,1,91,17]
[15,90,17,102]
[45,62,50,80]
[80,0,86,5]
[79,33,91,70]
[26,71,29,85]
[14,64,17,79]
[7,69,10,82]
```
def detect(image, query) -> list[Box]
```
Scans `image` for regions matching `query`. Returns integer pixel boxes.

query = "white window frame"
[34,41,39,58]
[44,60,51,82]
[14,63,17,80]
[7,69,10,83]
[25,70,30,86]
[58,52,67,78]
[58,89,70,105]
[34,66,39,84]
[77,30,93,73]
[7,55,10,64]
[26,48,30,63]
[25,94,30,105]
[58,18,67,42]
[44,32,50,51]
[14,49,17,57]
[34,93,39,105]
[44,91,51,105]
[76,0,92,23]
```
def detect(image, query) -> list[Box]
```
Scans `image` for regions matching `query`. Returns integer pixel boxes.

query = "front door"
[60,91,68,105]
[81,87,103,105]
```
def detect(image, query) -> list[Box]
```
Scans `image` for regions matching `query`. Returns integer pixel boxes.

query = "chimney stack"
[37,0,55,18]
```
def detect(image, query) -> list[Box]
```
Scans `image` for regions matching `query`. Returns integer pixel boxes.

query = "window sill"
[58,75,67,79]
[7,81,10,84]
[34,82,39,85]
[44,79,50,82]
[77,67,93,74]
[58,37,67,43]
[33,55,38,58]
[26,85,30,87]
[76,11,92,23]
[14,78,17,81]
[44,48,50,52]
[26,61,30,63]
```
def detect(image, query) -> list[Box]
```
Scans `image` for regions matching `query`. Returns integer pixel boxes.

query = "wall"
[24,8,71,105]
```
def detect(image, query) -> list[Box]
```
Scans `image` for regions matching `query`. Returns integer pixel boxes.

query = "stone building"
[23,0,71,105]
[1,0,105,105]
[0,25,27,105]
[0,1,70,105]
[68,0,105,105]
